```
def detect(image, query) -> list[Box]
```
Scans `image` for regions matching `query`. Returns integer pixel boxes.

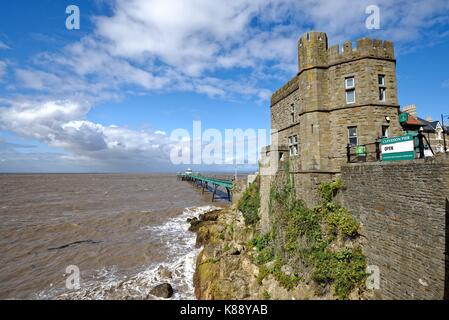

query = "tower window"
[288,135,299,156]
[378,75,386,102]
[348,126,358,146]
[290,104,295,123]
[345,77,356,104]
[382,125,389,138]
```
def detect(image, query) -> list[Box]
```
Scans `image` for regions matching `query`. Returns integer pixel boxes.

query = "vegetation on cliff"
[249,162,367,299]
[193,163,368,300]
[237,176,260,226]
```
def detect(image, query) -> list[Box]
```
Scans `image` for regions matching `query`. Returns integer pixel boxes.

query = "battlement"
[327,38,395,65]
[298,32,395,72]
[271,75,299,106]
[298,31,328,71]
[271,32,396,106]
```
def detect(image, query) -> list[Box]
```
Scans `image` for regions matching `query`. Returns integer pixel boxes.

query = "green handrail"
[189,174,233,189]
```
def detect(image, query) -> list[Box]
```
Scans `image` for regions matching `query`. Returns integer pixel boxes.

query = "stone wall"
[340,154,449,300]
[326,58,398,109]
[271,76,299,106]
[327,106,402,172]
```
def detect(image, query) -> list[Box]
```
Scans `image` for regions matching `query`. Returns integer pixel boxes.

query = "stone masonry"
[258,31,449,300]
[340,154,449,299]
[266,31,403,207]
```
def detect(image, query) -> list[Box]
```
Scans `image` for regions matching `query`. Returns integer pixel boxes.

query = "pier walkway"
[177,174,233,202]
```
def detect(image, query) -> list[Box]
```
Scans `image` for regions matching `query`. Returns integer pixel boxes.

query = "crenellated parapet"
[297,31,395,74]
[272,32,396,105]
[327,38,395,66]
[270,75,299,106]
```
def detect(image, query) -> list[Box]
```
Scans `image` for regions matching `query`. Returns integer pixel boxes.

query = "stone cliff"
[192,170,372,300]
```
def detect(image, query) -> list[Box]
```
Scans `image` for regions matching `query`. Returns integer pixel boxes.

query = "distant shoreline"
[0,171,256,175]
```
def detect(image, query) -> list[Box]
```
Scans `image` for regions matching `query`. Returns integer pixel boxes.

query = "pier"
[177,173,233,202]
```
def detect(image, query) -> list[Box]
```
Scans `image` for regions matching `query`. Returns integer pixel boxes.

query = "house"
[399,104,448,153]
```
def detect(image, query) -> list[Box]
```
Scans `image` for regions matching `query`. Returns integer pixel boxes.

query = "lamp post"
[442,114,449,153]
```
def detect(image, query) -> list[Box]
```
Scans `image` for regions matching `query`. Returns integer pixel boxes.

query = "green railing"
[177,173,234,201]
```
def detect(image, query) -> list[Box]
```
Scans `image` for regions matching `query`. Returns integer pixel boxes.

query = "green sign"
[381,135,415,161]
[399,113,409,123]
[356,145,367,156]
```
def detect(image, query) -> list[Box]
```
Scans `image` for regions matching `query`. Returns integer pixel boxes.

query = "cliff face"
[192,207,318,300]
[192,170,372,300]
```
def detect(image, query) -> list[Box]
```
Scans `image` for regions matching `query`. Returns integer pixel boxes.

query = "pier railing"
[177,174,233,202]
[346,132,435,163]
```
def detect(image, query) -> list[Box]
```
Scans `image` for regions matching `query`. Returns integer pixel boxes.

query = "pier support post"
[212,184,218,202]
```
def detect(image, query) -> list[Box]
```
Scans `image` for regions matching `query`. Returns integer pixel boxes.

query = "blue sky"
[0,0,448,172]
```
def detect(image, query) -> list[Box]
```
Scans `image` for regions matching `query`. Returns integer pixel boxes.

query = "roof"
[417,118,440,133]
[403,113,422,126]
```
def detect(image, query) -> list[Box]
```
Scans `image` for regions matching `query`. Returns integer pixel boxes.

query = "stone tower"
[267,31,402,206]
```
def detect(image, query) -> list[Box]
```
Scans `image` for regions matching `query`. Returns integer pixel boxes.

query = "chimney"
[402,104,417,117]
[425,116,433,122]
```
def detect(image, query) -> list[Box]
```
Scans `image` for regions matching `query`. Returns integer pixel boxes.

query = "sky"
[0,0,448,173]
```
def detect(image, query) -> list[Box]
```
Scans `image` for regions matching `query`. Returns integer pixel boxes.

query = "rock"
[149,283,174,299]
[157,266,173,279]
[200,210,221,222]
[281,265,294,276]
[189,210,223,232]
[264,260,276,270]
[188,218,201,232]
[230,244,244,256]
[190,219,217,233]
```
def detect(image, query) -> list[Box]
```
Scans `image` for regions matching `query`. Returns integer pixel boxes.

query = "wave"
[40,205,220,300]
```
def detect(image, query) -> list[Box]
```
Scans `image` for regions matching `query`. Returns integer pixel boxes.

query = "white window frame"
[288,135,299,156]
[348,126,358,146]
[345,76,356,104]
[345,77,355,89]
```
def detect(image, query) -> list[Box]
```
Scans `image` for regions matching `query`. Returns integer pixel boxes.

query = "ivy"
[237,176,261,226]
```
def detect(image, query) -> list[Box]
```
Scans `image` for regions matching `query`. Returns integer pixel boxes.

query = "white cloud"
[95,0,262,76]
[93,0,449,76]
[0,41,10,50]
[9,0,449,103]
[0,99,174,169]
[15,69,59,90]
[2,0,449,171]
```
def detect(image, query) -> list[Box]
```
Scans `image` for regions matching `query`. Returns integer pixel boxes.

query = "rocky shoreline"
[188,206,322,300]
